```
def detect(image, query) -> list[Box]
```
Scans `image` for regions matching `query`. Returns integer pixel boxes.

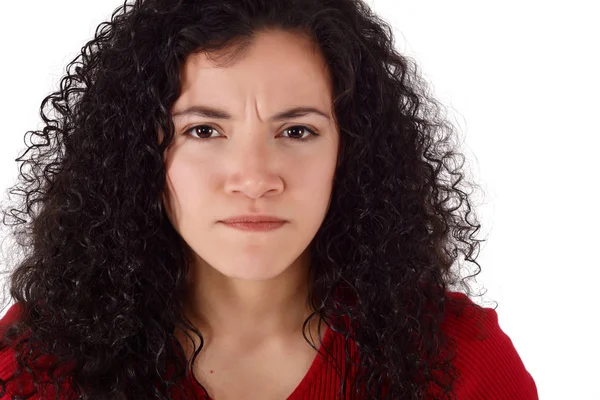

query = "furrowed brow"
[171,105,330,121]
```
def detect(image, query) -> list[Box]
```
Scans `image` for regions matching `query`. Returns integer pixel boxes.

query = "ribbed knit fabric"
[0,291,538,399]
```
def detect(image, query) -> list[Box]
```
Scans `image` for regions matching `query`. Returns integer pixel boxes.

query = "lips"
[220,215,286,223]
[219,220,286,232]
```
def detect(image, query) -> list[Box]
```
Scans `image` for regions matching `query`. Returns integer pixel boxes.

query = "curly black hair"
[0,0,487,399]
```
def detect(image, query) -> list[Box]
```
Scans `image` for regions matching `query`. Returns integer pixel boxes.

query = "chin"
[214,260,289,281]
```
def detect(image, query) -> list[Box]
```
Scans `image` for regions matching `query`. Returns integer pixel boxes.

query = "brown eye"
[281,125,319,142]
[185,125,220,139]
[183,124,319,142]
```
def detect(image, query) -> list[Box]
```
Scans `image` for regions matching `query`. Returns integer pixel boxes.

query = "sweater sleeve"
[0,345,21,400]
[0,303,24,399]
[0,303,76,400]
[445,294,539,400]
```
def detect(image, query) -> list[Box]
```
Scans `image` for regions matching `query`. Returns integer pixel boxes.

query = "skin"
[162,29,339,392]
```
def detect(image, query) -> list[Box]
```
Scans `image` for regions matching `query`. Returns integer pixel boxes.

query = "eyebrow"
[171,105,331,121]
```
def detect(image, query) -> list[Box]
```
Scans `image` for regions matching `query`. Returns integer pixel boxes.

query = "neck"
[181,250,315,345]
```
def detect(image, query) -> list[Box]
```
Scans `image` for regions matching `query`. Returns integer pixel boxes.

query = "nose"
[223,135,284,199]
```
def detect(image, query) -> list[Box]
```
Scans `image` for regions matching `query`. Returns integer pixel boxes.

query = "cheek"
[291,155,336,212]
[163,155,215,226]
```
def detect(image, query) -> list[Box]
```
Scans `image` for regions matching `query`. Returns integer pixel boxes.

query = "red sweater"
[0,292,538,399]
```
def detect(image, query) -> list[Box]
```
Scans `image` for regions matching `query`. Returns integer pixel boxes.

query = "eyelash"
[183,124,319,142]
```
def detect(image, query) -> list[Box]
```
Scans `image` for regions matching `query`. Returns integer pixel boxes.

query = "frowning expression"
[162,29,339,281]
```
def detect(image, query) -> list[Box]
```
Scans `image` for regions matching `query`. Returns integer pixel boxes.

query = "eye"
[183,124,319,142]
[280,125,319,141]
[184,125,221,140]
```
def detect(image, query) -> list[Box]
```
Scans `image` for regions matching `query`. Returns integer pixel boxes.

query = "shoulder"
[0,302,28,399]
[0,302,24,330]
[441,291,539,399]
[0,302,75,400]
[0,302,25,373]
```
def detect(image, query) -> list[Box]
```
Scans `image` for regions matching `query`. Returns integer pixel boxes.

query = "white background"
[0,1,598,399]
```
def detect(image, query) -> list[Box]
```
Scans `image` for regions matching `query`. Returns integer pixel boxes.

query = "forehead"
[177,30,333,106]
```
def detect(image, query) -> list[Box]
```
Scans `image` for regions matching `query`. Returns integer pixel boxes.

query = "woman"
[0,0,538,399]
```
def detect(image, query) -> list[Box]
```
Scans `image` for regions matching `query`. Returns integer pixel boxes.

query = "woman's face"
[163,29,339,281]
